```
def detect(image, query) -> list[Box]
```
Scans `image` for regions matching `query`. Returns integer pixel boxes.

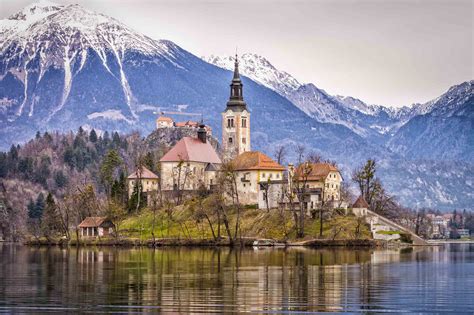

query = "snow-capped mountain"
[0,0,180,122]
[204,53,409,139]
[0,1,472,210]
[204,53,301,97]
[388,81,473,160]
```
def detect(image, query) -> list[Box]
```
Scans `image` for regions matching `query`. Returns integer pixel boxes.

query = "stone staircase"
[364,209,428,245]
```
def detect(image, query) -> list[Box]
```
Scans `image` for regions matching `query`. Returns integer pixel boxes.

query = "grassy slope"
[120,201,372,242]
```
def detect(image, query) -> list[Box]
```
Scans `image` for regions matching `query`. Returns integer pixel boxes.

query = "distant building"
[127,166,160,197]
[457,229,470,238]
[160,125,221,191]
[222,55,251,160]
[230,151,285,206]
[156,116,212,135]
[352,195,369,217]
[78,217,115,238]
[156,116,174,128]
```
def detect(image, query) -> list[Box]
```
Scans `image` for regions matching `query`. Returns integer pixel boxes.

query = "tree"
[274,145,287,165]
[41,193,62,239]
[220,162,242,243]
[89,129,98,143]
[291,161,312,238]
[100,149,123,195]
[106,200,127,239]
[128,182,146,213]
[172,159,191,205]
[352,159,377,205]
[30,193,45,220]
[54,170,68,188]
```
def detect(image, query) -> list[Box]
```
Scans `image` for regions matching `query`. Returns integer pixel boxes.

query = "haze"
[1,0,472,107]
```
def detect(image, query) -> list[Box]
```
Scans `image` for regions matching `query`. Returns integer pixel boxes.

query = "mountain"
[388,81,473,160]
[204,53,405,141]
[205,53,474,160]
[0,1,374,162]
[1,1,472,211]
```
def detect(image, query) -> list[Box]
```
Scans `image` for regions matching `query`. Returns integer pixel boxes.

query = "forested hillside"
[0,128,161,240]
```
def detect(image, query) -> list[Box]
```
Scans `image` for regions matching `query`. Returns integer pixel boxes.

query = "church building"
[222,55,251,160]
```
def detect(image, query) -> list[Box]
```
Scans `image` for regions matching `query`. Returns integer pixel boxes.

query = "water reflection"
[0,244,473,313]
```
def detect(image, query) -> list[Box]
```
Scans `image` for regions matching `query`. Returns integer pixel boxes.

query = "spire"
[226,54,247,111]
[233,53,240,80]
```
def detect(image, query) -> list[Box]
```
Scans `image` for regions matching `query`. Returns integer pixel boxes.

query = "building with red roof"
[159,125,221,191]
[229,151,285,206]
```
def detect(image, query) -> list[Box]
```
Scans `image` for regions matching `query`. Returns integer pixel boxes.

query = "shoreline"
[22,237,406,248]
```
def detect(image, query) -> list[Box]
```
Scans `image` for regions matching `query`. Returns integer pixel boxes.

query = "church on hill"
[221,55,251,161]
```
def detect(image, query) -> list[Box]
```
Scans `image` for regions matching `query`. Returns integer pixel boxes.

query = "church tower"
[222,55,251,160]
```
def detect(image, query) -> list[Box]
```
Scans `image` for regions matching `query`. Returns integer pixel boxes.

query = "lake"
[0,244,473,313]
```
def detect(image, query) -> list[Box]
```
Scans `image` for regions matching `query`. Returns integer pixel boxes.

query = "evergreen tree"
[0,152,8,178]
[100,149,123,194]
[89,129,98,143]
[111,171,127,205]
[41,192,61,238]
[35,131,41,139]
[112,132,121,148]
[143,152,154,172]
[63,146,75,169]
[54,170,68,188]
[27,199,36,219]
[31,193,45,220]
[128,182,146,213]
[43,132,53,143]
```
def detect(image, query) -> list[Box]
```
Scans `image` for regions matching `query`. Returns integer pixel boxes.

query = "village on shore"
[71,56,426,247]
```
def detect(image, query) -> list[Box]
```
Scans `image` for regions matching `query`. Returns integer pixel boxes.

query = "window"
[276,173,280,179]
[242,118,247,128]
[242,137,246,144]
[262,173,266,178]
[269,173,273,179]
[229,137,233,144]
[243,184,246,187]
[193,167,196,174]
[210,179,213,185]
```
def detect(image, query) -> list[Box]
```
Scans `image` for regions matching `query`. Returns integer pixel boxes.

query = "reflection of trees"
[0,245,381,313]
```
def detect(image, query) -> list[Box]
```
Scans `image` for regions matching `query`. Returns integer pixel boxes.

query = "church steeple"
[226,54,247,110]
[222,53,251,160]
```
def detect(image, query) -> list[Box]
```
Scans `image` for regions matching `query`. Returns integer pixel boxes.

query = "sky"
[1,0,472,107]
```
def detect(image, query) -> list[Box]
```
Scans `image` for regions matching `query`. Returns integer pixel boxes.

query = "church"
[221,55,251,160]
[127,54,342,209]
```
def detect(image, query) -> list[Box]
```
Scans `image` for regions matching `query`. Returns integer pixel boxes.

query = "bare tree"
[172,158,191,205]
[274,145,287,165]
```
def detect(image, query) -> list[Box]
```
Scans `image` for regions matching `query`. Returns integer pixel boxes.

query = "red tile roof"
[127,166,159,179]
[352,195,369,208]
[296,162,339,181]
[174,121,212,132]
[78,217,108,228]
[156,116,174,122]
[160,137,222,164]
[231,151,285,171]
